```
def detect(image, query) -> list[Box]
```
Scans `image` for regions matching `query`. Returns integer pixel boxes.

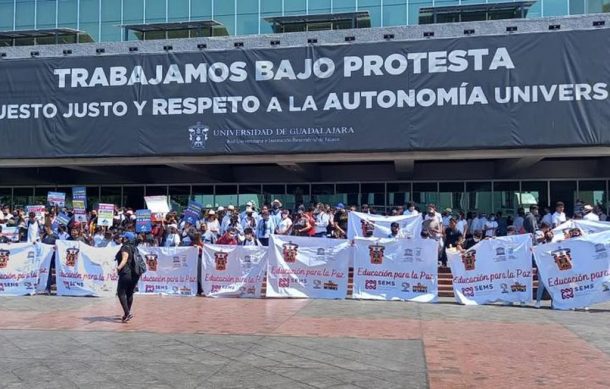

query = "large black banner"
[1,28,610,159]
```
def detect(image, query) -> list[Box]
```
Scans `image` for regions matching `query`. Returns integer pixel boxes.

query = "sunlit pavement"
[1,296,609,388]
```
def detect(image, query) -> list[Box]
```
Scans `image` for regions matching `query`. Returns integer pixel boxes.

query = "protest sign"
[447,234,533,305]
[202,244,267,298]
[0,243,41,296]
[183,200,203,225]
[47,192,66,207]
[533,230,610,310]
[137,246,198,296]
[136,209,152,233]
[348,211,422,240]
[26,205,46,223]
[55,240,119,297]
[97,203,114,226]
[72,187,87,222]
[145,196,170,214]
[267,235,350,299]
[353,237,438,302]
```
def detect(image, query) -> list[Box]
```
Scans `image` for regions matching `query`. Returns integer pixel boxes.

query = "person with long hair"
[115,231,139,323]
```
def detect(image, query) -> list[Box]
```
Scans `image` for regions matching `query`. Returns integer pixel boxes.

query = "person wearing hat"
[270,199,283,229]
[241,206,258,232]
[583,204,599,221]
[164,224,181,247]
[240,201,259,223]
[115,231,138,323]
[220,205,235,235]
[205,209,220,237]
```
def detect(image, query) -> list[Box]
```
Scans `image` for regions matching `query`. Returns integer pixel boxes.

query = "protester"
[551,201,566,228]
[115,232,138,323]
[583,204,599,221]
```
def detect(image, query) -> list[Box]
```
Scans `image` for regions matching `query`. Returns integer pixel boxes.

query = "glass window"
[123,186,145,210]
[0,188,11,208]
[37,0,57,29]
[33,187,54,206]
[466,182,492,214]
[360,183,385,213]
[550,181,577,216]
[336,183,360,209]
[383,0,407,26]
[387,182,411,209]
[85,186,100,210]
[15,0,35,30]
[146,0,166,23]
[439,182,465,213]
[215,185,238,208]
[309,0,331,14]
[238,184,262,210]
[101,187,122,207]
[526,0,542,18]
[579,180,606,213]
[0,1,13,30]
[123,0,144,40]
[262,185,286,208]
[570,0,585,14]
[542,0,569,16]
[58,0,78,29]
[285,0,306,15]
[311,184,337,205]
[145,186,167,197]
[413,182,438,212]
[13,187,34,208]
[334,0,356,12]
[520,181,548,208]
[586,0,610,13]
[101,0,122,42]
[192,185,214,208]
[260,0,282,33]
[287,184,310,211]
[409,0,432,25]
[359,0,382,27]
[215,0,235,35]
[236,0,259,35]
[191,0,213,19]
[493,181,520,217]
[80,0,100,42]
[169,0,189,21]
[169,185,190,211]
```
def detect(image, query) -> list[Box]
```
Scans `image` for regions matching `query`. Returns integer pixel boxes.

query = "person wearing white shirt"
[541,207,553,227]
[471,213,488,233]
[583,205,600,221]
[26,212,41,242]
[164,224,181,247]
[205,210,220,236]
[484,215,498,237]
[403,201,420,217]
[551,201,567,228]
[275,210,292,235]
[314,209,330,237]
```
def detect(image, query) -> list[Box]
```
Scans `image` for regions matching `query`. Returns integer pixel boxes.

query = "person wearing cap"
[240,201,258,223]
[164,224,181,247]
[220,205,236,235]
[551,201,567,228]
[241,206,258,232]
[115,231,138,323]
[333,203,348,239]
[583,204,599,221]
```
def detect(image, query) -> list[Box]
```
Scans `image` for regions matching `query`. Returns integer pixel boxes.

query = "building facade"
[1,0,609,43]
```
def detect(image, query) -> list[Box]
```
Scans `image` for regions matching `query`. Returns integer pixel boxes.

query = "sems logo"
[188,122,209,150]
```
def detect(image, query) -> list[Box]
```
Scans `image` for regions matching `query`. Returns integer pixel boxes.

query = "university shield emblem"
[551,248,573,271]
[65,247,79,267]
[282,242,299,263]
[368,243,385,264]
[188,122,209,150]
[0,249,9,269]
[215,251,229,271]
[145,254,158,272]
[461,250,476,271]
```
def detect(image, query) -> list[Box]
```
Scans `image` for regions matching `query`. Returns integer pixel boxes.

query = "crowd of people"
[0,199,606,251]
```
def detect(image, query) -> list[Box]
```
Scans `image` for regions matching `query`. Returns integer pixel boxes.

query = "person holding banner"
[115,232,139,323]
[26,212,41,243]
[0,225,9,244]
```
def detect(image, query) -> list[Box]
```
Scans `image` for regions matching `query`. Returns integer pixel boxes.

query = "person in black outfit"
[442,217,463,266]
[115,231,139,323]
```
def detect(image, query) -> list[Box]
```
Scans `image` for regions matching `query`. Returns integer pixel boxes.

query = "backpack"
[129,244,147,276]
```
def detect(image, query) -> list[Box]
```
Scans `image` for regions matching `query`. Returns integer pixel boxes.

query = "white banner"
[447,234,533,305]
[347,211,422,240]
[55,241,119,297]
[533,230,610,310]
[267,235,350,299]
[137,246,198,296]
[352,237,438,302]
[145,195,170,214]
[202,245,267,298]
[0,243,41,296]
[35,243,54,293]
[551,220,610,242]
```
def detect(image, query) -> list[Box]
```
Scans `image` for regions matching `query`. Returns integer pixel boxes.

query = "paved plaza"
[0,296,609,388]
